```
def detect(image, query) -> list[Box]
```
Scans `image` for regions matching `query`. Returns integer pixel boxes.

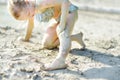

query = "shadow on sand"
[70,48,120,80]
[50,48,120,80]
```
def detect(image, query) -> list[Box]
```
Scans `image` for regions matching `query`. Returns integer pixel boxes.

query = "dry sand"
[0,4,120,80]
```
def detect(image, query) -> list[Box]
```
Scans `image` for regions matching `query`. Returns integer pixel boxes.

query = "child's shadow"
[70,48,120,66]
[70,48,120,80]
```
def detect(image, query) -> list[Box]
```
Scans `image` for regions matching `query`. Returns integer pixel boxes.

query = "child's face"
[8,0,35,20]
[18,3,35,20]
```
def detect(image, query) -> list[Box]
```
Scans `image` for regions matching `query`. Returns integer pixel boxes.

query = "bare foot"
[71,32,86,50]
[41,58,68,71]
[77,32,86,50]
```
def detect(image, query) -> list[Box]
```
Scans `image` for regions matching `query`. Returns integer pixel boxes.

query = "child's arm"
[24,18,34,41]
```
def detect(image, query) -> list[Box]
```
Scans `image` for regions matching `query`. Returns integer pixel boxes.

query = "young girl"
[8,0,85,70]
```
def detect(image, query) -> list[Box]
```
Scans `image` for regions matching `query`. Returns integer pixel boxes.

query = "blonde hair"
[8,0,27,19]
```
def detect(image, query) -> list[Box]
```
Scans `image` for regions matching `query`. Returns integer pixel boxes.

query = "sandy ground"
[0,4,120,80]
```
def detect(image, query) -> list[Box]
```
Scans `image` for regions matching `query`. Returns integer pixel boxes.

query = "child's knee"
[42,36,57,49]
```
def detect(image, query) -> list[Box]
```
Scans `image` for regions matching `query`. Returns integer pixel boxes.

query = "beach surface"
[0,3,120,80]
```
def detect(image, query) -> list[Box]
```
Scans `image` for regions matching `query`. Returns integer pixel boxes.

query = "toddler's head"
[8,0,35,20]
